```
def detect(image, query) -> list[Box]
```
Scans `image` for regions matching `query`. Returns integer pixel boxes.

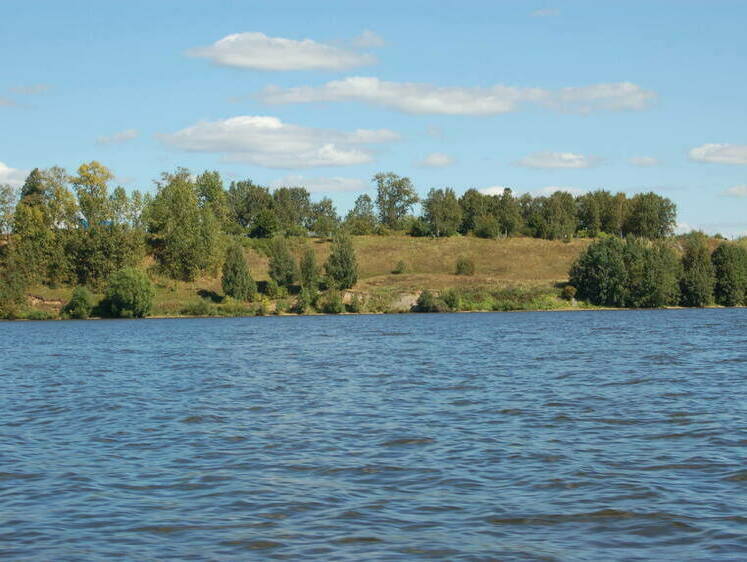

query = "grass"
[21,235,591,318]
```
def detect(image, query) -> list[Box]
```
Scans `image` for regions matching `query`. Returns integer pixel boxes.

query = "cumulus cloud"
[0,162,29,187]
[271,174,367,193]
[689,143,747,165]
[479,185,510,196]
[159,115,399,169]
[259,76,655,115]
[96,129,138,145]
[187,32,376,71]
[629,156,659,167]
[723,185,747,197]
[480,184,584,197]
[515,151,600,169]
[418,152,455,167]
[352,30,385,48]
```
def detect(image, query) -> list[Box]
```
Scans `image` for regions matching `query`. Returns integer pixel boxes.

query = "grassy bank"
[20,235,592,319]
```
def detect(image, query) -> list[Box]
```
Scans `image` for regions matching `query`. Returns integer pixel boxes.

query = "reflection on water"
[1,309,746,560]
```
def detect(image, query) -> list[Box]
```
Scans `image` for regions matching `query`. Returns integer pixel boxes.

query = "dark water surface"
[1,310,746,560]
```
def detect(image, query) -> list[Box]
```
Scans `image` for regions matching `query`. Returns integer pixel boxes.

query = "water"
[1,309,746,560]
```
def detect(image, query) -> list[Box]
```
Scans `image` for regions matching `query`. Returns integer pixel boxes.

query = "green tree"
[537,191,577,240]
[267,236,297,288]
[147,168,222,281]
[62,286,95,319]
[374,172,419,229]
[325,233,358,289]
[711,243,747,306]
[251,207,280,238]
[309,198,339,237]
[569,237,628,306]
[227,180,273,231]
[0,184,17,235]
[222,245,256,301]
[679,232,715,307]
[299,246,320,290]
[624,239,681,307]
[196,170,231,229]
[423,188,462,237]
[623,192,677,239]
[73,161,114,226]
[103,267,154,318]
[0,252,28,318]
[344,194,377,234]
[19,168,46,206]
[496,188,523,236]
[273,186,312,233]
[459,189,491,234]
[473,214,500,239]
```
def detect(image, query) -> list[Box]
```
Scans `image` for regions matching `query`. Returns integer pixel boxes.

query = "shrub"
[222,245,256,301]
[181,299,216,316]
[712,243,747,306]
[325,233,358,289]
[292,287,316,314]
[267,236,297,288]
[455,256,475,276]
[569,237,628,307]
[321,289,345,314]
[414,290,449,312]
[561,285,577,300]
[274,299,290,315]
[62,286,95,319]
[299,247,319,290]
[392,260,408,274]
[407,217,431,237]
[103,267,154,318]
[474,215,501,239]
[23,308,54,321]
[680,233,715,307]
[347,293,363,313]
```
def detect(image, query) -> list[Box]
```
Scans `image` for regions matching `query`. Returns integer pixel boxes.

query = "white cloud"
[187,32,376,71]
[479,185,510,196]
[689,143,747,165]
[159,115,399,169]
[352,30,385,48]
[418,152,455,167]
[675,222,694,235]
[96,129,138,145]
[629,156,659,167]
[0,162,29,187]
[532,185,586,196]
[259,76,655,115]
[531,8,560,17]
[516,151,600,169]
[271,174,367,193]
[9,84,51,95]
[723,185,747,197]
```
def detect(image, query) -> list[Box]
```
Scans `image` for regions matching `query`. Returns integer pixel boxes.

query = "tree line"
[569,233,747,308]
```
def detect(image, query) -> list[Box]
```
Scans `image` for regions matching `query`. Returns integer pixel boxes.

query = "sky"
[1,0,746,235]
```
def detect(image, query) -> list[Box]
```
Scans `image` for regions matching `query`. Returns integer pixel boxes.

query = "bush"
[274,299,290,315]
[392,260,408,274]
[299,247,319,290]
[321,289,345,314]
[325,233,358,289]
[62,286,95,319]
[712,243,747,306]
[347,293,364,313]
[680,233,715,307]
[222,245,256,301]
[407,217,431,237]
[474,215,501,239]
[569,237,628,307]
[103,267,154,318]
[267,236,297,288]
[561,285,577,300]
[181,299,216,316]
[292,287,316,314]
[455,256,475,276]
[414,290,449,312]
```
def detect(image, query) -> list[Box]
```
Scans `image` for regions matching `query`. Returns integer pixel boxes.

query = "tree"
[0,184,17,235]
[423,188,462,237]
[711,243,747,306]
[19,168,46,205]
[251,208,280,238]
[623,239,681,307]
[374,172,419,229]
[267,236,297,288]
[103,267,154,318]
[299,246,319,290]
[62,286,95,319]
[227,180,273,231]
[679,233,715,307]
[0,252,28,318]
[344,194,377,234]
[222,245,256,301]
[196,170,231,229]
[496,188,523,236]
[569,237,628,306]
[458,189,491,234]
[309,198,339,237]
[147,168,222,281]
[325,232,358,289]
[537,191,577,240]
[73,161,114,227]
[272,186,312,234]
[623,192,677,239]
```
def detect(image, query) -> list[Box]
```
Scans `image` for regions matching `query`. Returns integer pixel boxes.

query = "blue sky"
[1,0,746,234]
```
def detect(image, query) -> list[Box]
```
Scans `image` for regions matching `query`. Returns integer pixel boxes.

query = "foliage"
[569,237,629,307]
[222,245,256,301]
[473,214,501,239]
[0,184,17,235]
[455,256,475,276]
[267,236,297,288]
[103,267,154,318]
[0,254,28,319]
[62,286,95,319]
[347,293,363,313]
[623,192,677,239]
[299,246,320,289]
[344,194,377,234]
[711,243,747,306]
[180,298,217,316]
[414,290,449,312]
[423,188,462,237]
[292,287,317,314]
[392,260,408,274]
[325,233,358,289]
[309,198,339,237]
[320,289,345,314]
[679,232,715,307]
[374,172,419,229]
[561,285,577,300]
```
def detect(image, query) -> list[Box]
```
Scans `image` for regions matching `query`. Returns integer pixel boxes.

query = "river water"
[1,310,746,560]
